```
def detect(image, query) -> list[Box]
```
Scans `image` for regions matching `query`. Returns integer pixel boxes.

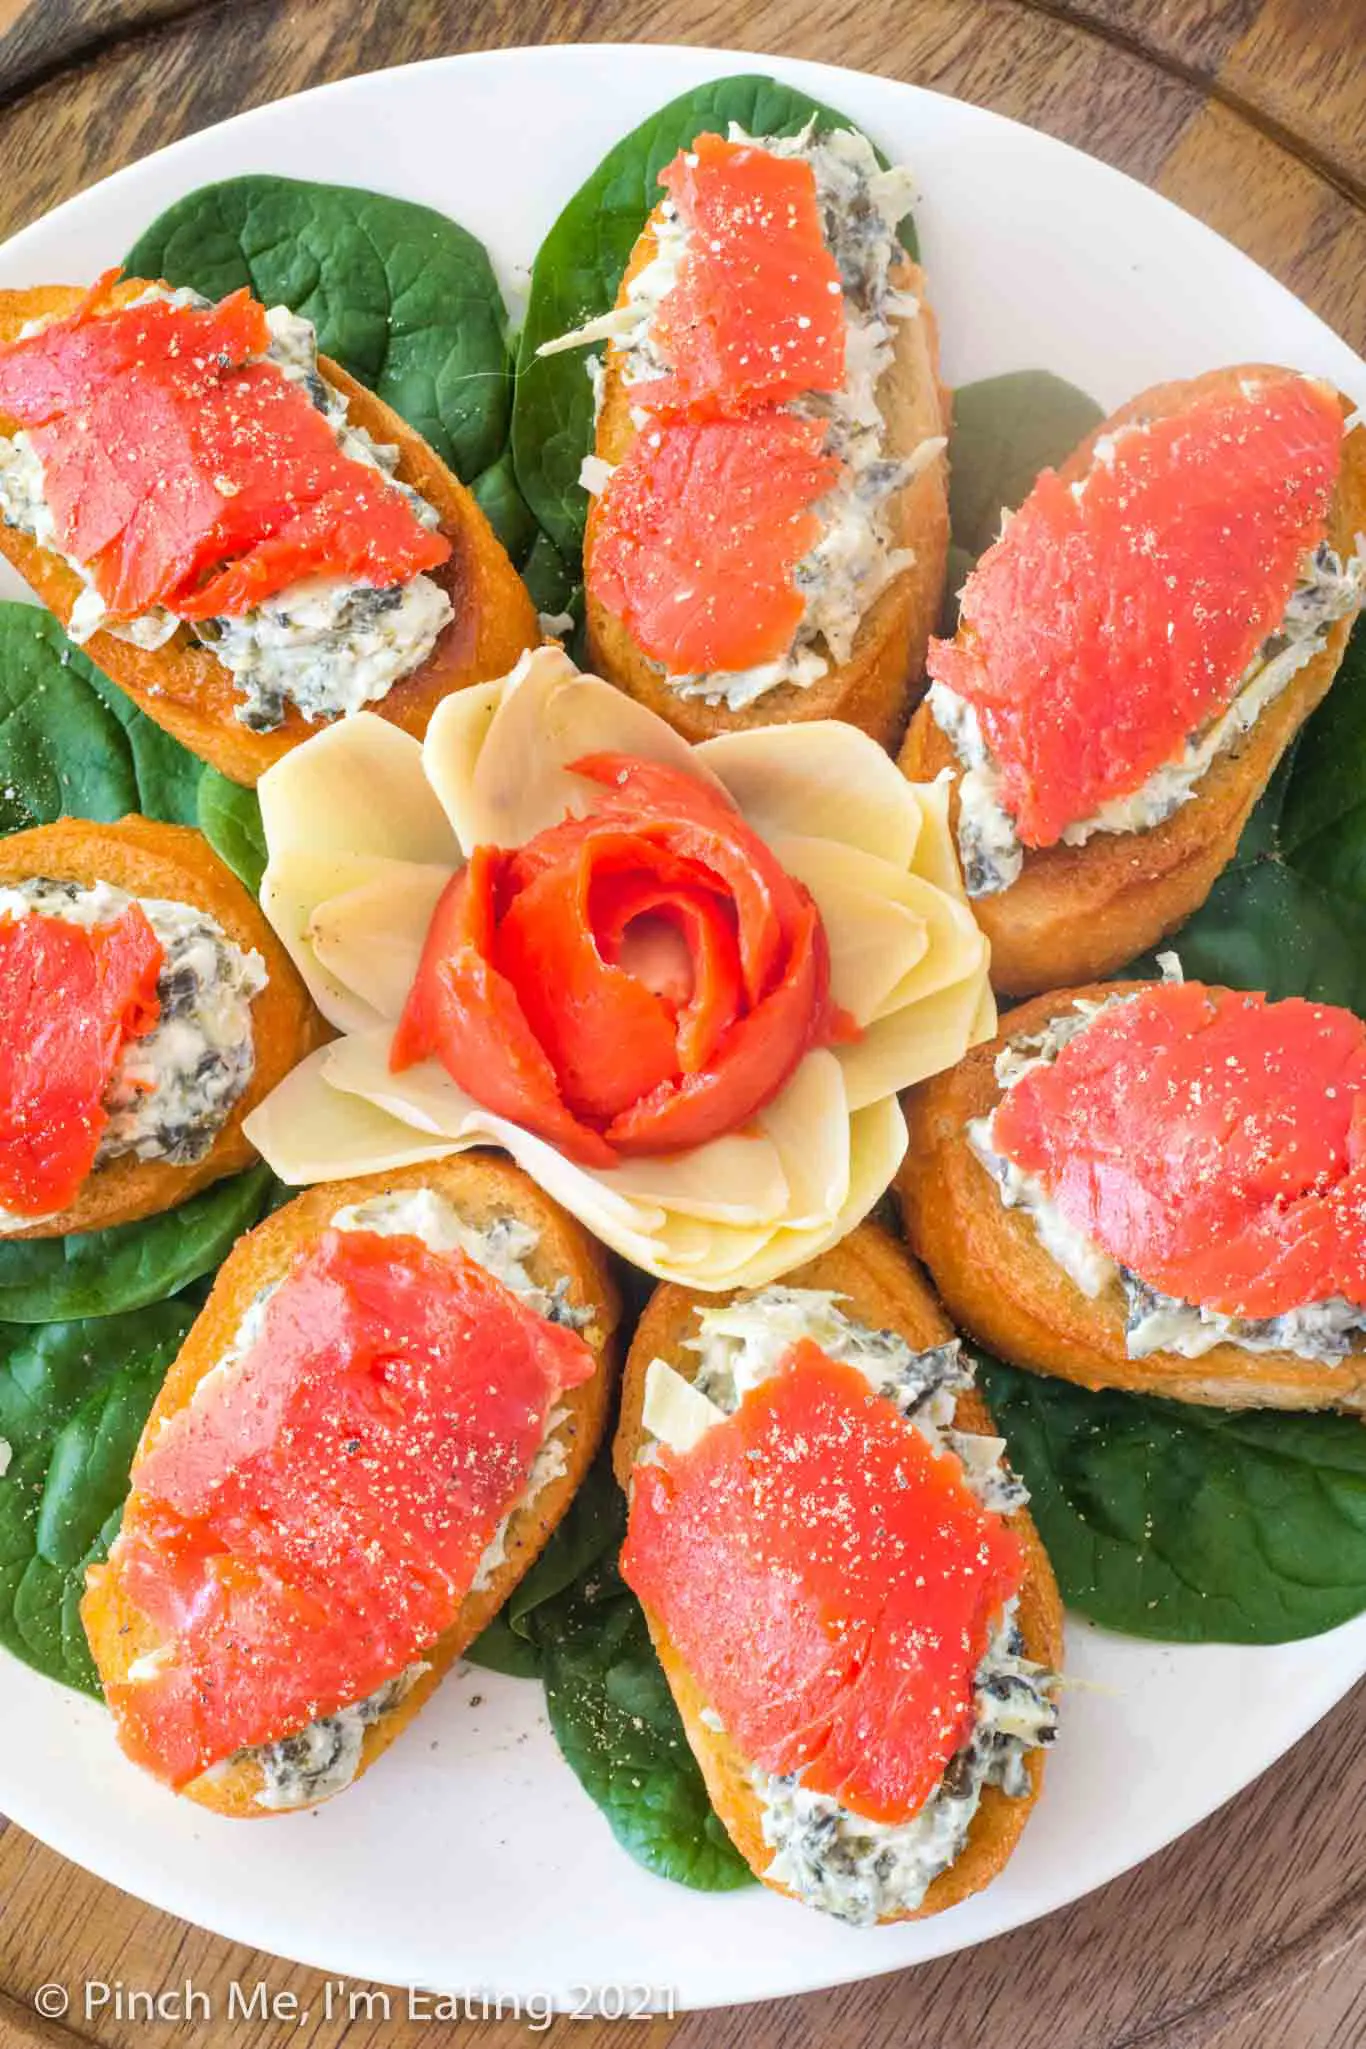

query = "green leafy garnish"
[464,1449,623,1674]
[980,1356,1366,1643]
[511,73,917,567]
[460,1607,542,1680]
[532,1549,753,1892]
[0,606,202,833]
[0,601,267,887]
[470,452,541,566]
[936,370,1103,630]
[196,767,267,894]
[946,371,1105,563]
[0,1301,196,1693]
[467,1456,750,1890]
[0,1166,272,1324]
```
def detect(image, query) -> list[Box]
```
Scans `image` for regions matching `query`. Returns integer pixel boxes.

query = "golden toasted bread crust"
[82,1151,622,1816]
[0,282,539,787]
[612,1221,1063,1921]
[898,982,1366,1410]
[900,369,1366,996]
[584,220,950,747]
[0,816,318,1238]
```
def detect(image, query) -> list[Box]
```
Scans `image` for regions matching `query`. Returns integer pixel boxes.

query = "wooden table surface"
[1,2,1365,2045]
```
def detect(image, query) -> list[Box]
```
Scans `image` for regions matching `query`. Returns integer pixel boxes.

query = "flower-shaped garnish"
[390,751,848,1167]
[244,647,993,1287]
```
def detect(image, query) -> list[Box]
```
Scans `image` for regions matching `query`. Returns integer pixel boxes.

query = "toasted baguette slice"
[0,816,318,1238]
[900,369,1366,996]
[0,281,539,787]
[612,1221,1063,1920]
[584,224,949,748]
[899,983,1366,1410]
[83,1150,621,1816]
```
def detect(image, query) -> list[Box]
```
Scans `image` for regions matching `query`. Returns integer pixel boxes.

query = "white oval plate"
[1,42,1363,2015]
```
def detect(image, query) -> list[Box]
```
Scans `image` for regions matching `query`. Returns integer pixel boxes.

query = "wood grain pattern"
[0,1,1363,2044]
[1070,0,1366,187]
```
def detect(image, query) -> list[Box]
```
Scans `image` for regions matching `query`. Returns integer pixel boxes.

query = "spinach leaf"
[464,1450,620,1673]
[529,1542,754,1892]
[947,371,1105,564]
[979,1356,1366,1643]
[1280,623,1366,875]
[468,456,582,638]
[0,1300,195,1693]
[471,452,541,565]
[462,1609,542,1680]
[125,176,513,487]
[197,767,267,894]
[1131,618,1366,1010]
[466,1452,749,1887]
[510,1453,623,1618]
[0,1165,271,1323]
[513,74,918,564]
[520,534,582,630]
[0,605,202,832]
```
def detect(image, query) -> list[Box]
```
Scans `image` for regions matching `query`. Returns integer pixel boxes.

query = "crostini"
[544,127,949,745]
[0,275,538,785]
[900,366,1366,995]
[83,1151,620,1816]
[0,816,315,1239]
[613,1223,1062,1924]
[900,975,1366,1410]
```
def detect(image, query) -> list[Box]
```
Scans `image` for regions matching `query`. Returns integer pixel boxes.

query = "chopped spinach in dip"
[0,293,452,732]
[646,1286,1057,1924]
[245,1663,429,1812]
[546,126,938,711]
[932,533,1366,898]
[971,983,1366,1366]
[0,878,264,1198]
[220,1191,584,1809]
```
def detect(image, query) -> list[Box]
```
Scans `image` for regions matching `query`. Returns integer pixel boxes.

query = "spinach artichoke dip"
[551,126,944,711]
[0,877,264,1226]
[0,290,452,732]
[218,1191,588,1811]
[639,1287,1059,1925]
[970,969,1366,1365]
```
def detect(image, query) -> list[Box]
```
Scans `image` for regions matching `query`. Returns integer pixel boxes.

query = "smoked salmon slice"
[391,755,843,1165]
[629,133,846,419]
[99,1228,595,1786]
[589,412,841,675]
[0,274,270,424]
[927,374,1345,845]
[621,1342,1024,1823]
[990,983,1366,1320]
[0,276,450,623]
[0,902,162,1216]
